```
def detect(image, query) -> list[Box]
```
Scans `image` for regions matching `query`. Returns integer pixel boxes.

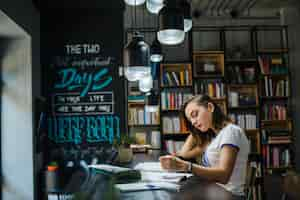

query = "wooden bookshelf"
[159,63,193,147]
[193,52,225,78]
[125,26,294,199]
[257,48,289,54]
[160,63,193,87]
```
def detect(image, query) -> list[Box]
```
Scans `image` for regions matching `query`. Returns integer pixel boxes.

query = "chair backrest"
[282,171,300,200]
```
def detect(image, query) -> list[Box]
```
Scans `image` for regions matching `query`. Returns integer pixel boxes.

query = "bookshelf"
[127,81,160,149]
[124,25,294,199]
[193,51,227,115]
[256,26,293,176]
[159,63,193,153]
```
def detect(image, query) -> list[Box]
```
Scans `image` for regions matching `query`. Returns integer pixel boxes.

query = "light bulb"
[157,29,185,45]
[124,0,146,6]
[146,0,164,14]
[139,75,153,92]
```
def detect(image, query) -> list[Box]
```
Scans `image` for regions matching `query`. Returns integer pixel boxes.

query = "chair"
[281,171,300,200]
[245,166,257,200]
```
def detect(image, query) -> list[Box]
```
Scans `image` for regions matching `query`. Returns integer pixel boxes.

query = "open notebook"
[134,162,193,183]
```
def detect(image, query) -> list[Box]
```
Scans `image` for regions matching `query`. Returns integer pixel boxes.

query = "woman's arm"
[160,145,238,184]
[190,145,238,184]
[176,134,203,159]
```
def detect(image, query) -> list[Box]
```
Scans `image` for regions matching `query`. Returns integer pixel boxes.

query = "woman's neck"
[211,121,231,135]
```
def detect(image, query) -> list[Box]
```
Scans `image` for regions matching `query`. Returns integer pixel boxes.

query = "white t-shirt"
[201,123,250,196]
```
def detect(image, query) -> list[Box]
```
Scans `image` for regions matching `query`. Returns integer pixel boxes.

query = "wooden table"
[120,150,242,200]
[63,150,243,200]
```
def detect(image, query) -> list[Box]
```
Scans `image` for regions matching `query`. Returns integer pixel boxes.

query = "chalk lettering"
[47,116,120,144]
[54,68,112,97]
[65,44,100,55]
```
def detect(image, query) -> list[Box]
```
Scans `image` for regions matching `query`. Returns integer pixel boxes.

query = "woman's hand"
[159,155,189,172]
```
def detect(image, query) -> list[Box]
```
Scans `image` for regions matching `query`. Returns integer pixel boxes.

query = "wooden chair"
[245,166,257,200]
[281,171,300,200]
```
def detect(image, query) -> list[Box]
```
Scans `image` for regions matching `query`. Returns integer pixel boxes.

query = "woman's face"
[184,101,213,132]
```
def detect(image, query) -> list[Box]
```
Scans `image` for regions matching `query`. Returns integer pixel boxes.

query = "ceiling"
[190,0,300,17]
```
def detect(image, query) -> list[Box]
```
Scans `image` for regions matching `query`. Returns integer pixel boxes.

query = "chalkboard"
[47,44,120,145]
[42,8,125,150]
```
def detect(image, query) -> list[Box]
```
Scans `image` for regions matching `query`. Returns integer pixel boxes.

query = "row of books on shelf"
[249,185,262,200]
[247,154,263,200]
[132,130,161,149]
[162,116,188,134]
[164,140,185,154]
[194,81,225,98]
[261,130,292,144]
[128,107,160,125]
[261,145,291,168]
[228,91,257,107]
[228,113,258,129]
[128,95,145,103]
[162,70,191,86]
[262,104,287,120]
[258,55,288,75]
[263,77,289,97]
[227,65,256,84]
[161,92,193,110]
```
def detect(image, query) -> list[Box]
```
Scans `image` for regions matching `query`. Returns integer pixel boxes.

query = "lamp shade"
[150,37,163,62]
[146,0,164,14]
[157,0,185,45]
[124,32,151,81]
[124,0,146,6]
[139,75,153,93]
[181,0,192,32]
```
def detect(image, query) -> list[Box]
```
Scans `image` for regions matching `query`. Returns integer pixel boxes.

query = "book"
[89,164,141,183]
[135,132,147,145]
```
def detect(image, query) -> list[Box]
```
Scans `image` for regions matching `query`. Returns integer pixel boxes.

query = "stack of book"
[162,116,188,134]
[128,107,160,125]
[162,69,190,86]
[161,92,192,110]
[194,80,225,98]
[262,103,287,120]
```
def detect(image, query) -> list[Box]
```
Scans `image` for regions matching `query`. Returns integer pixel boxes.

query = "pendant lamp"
[124,32,151,81]
[157,0,185,45]
[146,0,164,14]
[181,0,192,32]
[150,36,163,62]
[125,0,146,6]
[139,74,153,93]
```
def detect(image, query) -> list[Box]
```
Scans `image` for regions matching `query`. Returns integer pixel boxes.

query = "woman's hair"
[181,94,230,146]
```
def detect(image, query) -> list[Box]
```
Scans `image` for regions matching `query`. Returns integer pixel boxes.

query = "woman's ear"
[207,102,215,113]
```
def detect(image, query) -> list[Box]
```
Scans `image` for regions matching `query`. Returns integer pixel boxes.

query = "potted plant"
[113,134,135,163]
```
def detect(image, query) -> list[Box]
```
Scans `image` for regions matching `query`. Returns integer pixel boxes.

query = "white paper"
[134,162,164,172]
[141,171,193,183]
[115,182,180,192]
[88,164,131,173]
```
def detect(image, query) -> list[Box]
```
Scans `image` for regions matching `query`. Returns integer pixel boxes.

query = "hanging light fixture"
[157,0,185,45]
[181,0,192,32]
[124,32,151,81]
[146,0,164,14]
[150,36,163,62]
[124,0,151,81]
[125,0,146,6]
[139,74,153,93]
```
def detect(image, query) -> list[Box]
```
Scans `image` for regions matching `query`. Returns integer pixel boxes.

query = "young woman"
[159,94,250,197]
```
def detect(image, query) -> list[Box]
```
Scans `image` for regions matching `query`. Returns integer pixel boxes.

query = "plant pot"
[117,147,133,163]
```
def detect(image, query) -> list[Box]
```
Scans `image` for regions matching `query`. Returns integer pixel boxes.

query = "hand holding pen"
[159,155,189,172]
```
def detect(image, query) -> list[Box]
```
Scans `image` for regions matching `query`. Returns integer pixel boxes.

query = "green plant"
[113,134,135,148]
